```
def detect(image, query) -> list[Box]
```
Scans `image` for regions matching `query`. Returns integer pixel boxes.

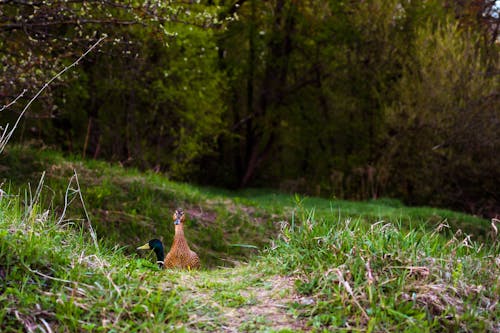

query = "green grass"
[263,202,499,331]
[0,145,275,267]
[0,145,498,332]
[214,189,490,240]
[0,197,188,331]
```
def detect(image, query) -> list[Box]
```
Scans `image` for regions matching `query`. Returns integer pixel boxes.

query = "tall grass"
[264,201,499,331]
[0,145,497,332]
[0,194,192,332]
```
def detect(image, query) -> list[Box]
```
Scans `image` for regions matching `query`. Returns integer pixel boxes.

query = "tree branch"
[0,36,107,153]
[0,19,138,31]
[0,89,27,113]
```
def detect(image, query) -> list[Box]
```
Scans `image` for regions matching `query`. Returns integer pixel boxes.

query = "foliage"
[1,0,227,178]
[209,0,443,190]
[381,21,500,216]
[0,0,220,102]
[207,0,499,216]
[58,23,226,178]
[0,151,497,331]
[264,203,499,332]
[1,0,498,216]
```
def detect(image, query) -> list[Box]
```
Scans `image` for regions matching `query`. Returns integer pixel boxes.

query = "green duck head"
[137,239,165,268]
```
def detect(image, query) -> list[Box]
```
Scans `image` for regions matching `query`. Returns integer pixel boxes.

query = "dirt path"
[170,267,308,332]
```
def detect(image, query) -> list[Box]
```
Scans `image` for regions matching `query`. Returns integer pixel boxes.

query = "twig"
[73,169,99,251]
[0,36,106,154]
[366,259,374,285]
[56,169,99,251]
[106,272,122,296]
[492,218,499,237]
[388,266,430,277]
[39,318,53,333]
[23,263,93,289]
[0,89,27,112]
[334,268,369,321]
[57,173,78,225]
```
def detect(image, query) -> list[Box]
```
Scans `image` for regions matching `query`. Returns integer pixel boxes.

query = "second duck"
[138,208,200,270]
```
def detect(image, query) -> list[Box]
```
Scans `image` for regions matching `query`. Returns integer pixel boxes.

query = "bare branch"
[73,169,99,251]
[0,89,27,112]
[1,19,138,31]
[0,36,106,154]
[57,169,99,251]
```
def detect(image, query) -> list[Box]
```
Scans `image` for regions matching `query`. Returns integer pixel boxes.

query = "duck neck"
[174,223,185,237]
[153,245,165,268]
[173,224,189,249]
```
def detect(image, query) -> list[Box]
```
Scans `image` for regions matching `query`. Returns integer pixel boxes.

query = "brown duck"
[137,209,200,270]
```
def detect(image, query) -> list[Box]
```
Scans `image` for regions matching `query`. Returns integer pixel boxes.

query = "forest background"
[1,0,498,217]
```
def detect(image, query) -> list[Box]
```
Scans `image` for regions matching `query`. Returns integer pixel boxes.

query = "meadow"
[0,146,498,332]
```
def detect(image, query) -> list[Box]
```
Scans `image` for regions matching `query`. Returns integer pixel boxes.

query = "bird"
[137,239,165,268]
[137,208,200,270]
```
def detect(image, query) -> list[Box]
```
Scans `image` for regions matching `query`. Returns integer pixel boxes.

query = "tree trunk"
[240,0,296,186]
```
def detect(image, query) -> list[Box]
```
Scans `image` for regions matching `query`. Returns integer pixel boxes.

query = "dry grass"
[161,266,308,332]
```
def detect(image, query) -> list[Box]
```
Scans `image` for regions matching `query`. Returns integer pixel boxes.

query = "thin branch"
[365,258,374,285]
[57,174,78,225]
[23,262,93,288]
[1,19,137,30]
[39,318,53,333]
[334,268,369,321]
[73,169,99,251]
[0,36,106,154]
[57,169,99,251]
[0,89,27,112]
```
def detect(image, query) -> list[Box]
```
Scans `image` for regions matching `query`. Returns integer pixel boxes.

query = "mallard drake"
[137,208,200,270]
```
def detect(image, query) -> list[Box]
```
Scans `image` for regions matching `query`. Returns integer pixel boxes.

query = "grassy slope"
[0,146,275,267]
[0,145,498,332]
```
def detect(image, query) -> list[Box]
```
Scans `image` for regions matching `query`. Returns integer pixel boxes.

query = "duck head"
[173,208,185,225]
[137,239,165,268]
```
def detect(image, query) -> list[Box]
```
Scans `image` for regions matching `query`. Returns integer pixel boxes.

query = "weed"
[0,145,497,332]
[263,205,499,331]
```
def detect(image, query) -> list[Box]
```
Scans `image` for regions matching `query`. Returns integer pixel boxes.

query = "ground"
[155,265,308,332]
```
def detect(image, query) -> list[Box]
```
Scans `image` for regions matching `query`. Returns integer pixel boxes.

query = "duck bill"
[174,218,181,225]
[137,243,151,250]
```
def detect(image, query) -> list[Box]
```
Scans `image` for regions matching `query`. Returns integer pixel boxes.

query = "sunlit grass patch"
[0,195,188,331]
[0,145,497,332]
[263,204,499,332]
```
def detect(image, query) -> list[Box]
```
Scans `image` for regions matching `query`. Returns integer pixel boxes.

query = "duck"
[137,208,200,270]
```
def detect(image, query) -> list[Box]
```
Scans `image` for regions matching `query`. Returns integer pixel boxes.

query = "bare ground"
[171,269,309,332]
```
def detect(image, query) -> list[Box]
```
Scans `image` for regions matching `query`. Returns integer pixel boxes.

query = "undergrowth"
[0,145,274,267]
[264,200,500,331]
[0,145,498,332]
[0,196,190,332]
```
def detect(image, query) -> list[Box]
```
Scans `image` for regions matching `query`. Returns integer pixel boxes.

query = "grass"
[0,145,498,332]
[0,197,187,331]
[0,145,275,267]
[215,189,490,241]
[263,202,499,331]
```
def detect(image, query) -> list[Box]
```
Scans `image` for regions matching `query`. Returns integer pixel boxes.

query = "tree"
[0,1,218,105]
[381,21,499,215]
[1,1,227,178]
[213,0,443,194]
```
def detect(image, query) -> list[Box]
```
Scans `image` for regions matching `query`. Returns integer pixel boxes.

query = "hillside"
[0,145,498,332]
